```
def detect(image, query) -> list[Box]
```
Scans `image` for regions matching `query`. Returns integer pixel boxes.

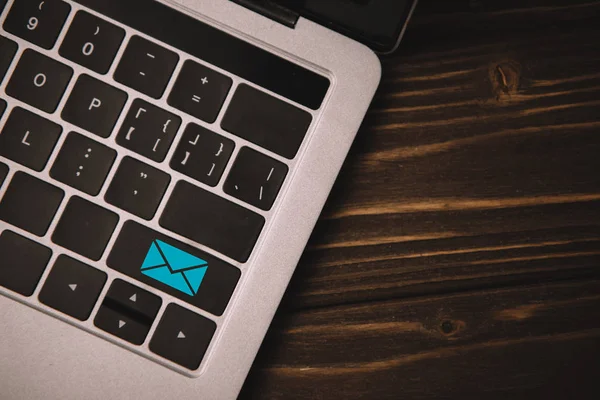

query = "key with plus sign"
[168,60,232,123]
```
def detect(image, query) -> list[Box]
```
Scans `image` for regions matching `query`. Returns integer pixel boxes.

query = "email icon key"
[107,221,241,316]
[141,240,208,296]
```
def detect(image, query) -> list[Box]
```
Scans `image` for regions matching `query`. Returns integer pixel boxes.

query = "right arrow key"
[150,304,216,370]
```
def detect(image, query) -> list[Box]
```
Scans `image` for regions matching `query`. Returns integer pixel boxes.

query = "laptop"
[0,0,417,398]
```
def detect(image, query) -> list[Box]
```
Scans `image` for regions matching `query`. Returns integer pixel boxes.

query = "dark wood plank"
[241,2,600,397]
[241,280,600,399]
[282,0,600,309]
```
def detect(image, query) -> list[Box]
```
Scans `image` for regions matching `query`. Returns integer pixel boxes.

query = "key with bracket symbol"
[116,99,181,163]
[171,124,234,187]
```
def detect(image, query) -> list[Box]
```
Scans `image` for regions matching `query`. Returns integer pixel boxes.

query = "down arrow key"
[94,305,151,346]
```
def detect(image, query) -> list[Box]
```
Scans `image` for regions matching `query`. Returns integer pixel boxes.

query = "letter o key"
[33,73,47,88]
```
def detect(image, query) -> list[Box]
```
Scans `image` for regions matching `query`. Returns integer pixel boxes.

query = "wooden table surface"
[240,1,600,398]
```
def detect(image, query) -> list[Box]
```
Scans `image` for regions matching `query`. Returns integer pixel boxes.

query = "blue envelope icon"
[140,240,208,296]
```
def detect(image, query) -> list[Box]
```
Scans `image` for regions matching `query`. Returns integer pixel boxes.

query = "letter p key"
[89,98,102,111]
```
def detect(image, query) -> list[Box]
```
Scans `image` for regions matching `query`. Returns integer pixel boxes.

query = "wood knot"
[439,319,466,337]
[489,60,521,102]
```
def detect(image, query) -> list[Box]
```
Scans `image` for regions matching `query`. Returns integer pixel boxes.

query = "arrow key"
[94,305,150,345]
[39,255,107,321]
[150,303,216,370]
[103,279,161,321]
[94,279,161,345]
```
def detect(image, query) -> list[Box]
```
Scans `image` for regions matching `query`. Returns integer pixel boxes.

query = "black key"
[0,172,64,236]
[94,279,161,345]
[114,35,179,99]
[0,98,6,117]
[0,0,6,13]
[107,221,241,316]
[3,0,71,50]
[115,99,181,162]
[39,255,106,320]
[224,147,288,211]
[102,279,161,322]
[72,0,329,110]
[0,162,7,187]
[160,181,264,263]
[0,107,62,171]
[94,304,151,346]
[61,74,127,138]
[50,132,116,196]
[221,84,312,159]
[167,60,232,123]
[150,304,216,370]
[52,196,118,261]
[0,231,51,296]
[0,35,18,83]
[170,124,234,187]
[104,156,170,220]
[59,10,125,74]
[6,49,73,113]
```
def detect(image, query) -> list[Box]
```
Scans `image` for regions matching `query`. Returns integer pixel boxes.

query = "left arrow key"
[39,255,107,321]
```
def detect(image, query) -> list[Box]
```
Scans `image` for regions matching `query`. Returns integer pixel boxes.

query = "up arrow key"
[177,331,186,339]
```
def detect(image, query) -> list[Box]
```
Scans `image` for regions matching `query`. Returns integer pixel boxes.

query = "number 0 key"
[59,10,125,74]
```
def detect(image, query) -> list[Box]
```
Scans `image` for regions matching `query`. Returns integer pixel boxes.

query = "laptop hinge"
[230,0,299,28]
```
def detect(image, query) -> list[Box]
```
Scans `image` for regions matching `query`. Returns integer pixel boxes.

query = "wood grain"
[282,0,600,309]
[242,280,600,399]
[242,1,600,398]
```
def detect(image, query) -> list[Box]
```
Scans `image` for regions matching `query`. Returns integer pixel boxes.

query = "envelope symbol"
[140,240,208,296]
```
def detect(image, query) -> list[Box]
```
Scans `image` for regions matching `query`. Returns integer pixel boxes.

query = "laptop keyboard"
[0,0,329,373]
